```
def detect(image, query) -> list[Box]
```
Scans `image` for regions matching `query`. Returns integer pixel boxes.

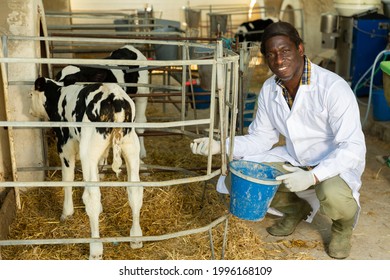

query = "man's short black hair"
[260,21,303,55]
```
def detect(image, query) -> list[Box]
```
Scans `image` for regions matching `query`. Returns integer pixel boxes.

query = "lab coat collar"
[271,80,286,106]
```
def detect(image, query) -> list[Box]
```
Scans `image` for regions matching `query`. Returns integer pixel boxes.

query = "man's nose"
[274,52,284,65]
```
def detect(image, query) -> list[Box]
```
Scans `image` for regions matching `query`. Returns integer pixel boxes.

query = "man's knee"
[315,176,357,220]
[316,177,341,201]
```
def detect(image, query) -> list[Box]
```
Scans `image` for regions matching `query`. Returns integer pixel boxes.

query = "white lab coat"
[218,62,366,223]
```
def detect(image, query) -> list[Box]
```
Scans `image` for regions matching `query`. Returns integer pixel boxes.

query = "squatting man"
[190,22,366,259]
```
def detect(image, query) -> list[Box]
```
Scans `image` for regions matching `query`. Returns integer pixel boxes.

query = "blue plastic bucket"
[229,160,282,221]
[372,89,390,121]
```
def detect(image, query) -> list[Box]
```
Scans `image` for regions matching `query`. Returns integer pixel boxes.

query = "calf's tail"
[112,127,123,177]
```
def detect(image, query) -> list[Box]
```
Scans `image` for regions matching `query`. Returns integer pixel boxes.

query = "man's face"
[264,35,304,83]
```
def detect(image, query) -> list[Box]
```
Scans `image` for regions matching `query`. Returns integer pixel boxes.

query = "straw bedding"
[1,65,316,260]
[1,132,315,260]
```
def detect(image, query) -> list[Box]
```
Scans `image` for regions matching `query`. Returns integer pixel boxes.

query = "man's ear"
[298,43,305,56]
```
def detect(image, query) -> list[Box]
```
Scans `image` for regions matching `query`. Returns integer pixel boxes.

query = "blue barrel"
[372,89,390,121]
[229,160,282,221]
[189,86,210,109]
[243,93,256,127]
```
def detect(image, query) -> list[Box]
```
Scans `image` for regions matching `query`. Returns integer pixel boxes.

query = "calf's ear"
[34,77,47,91]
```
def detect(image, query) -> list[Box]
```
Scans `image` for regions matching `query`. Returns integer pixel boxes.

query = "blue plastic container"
[229,160,282,221]
[189,86,211,109]
[243,93,256,127]
[153,27,180,60]
[372,89,390,121]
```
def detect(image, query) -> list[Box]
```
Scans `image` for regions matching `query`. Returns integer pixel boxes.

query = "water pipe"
[354,49,390,126]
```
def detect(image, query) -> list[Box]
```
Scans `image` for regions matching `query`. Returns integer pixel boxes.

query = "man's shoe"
[327,218,354,259]
[266,200,312,236]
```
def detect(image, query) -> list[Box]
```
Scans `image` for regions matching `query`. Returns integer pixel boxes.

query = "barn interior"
[0,0,390,261]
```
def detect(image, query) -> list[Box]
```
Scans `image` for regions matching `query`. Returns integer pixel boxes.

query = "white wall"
[0,0,45,184]
[69,0,262,39]
[70,0,256,21]
[69,0,336,58]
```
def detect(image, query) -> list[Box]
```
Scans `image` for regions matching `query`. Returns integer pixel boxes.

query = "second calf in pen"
[56,45,150,159]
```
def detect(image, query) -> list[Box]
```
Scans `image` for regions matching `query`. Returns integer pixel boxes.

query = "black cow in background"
[235,18,275,42]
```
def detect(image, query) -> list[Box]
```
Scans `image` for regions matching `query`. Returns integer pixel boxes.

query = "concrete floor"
[156,78,390,260]
[181,91,390,260]
[246,107,390,260]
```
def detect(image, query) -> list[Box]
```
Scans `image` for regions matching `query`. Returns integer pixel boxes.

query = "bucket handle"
[229,167,282,186]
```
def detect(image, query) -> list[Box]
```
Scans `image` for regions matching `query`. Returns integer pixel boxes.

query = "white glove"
[190,137,221,156]
[275,165,316,192]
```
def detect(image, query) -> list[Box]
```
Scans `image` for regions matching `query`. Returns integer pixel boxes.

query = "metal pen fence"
[0,34,239,259]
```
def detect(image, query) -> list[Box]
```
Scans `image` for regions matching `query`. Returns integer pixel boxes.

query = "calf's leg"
[60,149,76,221]
[134,96,148,159]
[122,130,143,249]
[80,129,108,259]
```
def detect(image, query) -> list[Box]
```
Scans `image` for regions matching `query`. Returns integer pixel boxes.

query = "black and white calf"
[29,77,143,260]
[235,18,275,42]
[55,45,149,159]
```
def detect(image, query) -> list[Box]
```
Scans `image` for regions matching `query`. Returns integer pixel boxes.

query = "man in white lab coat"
[191,21,366,259]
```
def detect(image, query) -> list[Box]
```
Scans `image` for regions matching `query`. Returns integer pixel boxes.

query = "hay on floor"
[1,132,315,260]
[1,65,316,260]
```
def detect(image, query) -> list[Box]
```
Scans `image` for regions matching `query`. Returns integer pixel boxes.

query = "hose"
[354,54,388,100]
[354,49,390,126]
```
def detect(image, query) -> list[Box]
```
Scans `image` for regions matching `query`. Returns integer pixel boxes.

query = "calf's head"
[29,77,58,120]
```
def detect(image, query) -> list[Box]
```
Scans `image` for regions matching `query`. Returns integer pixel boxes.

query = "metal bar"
[49,33,221,42]
[0,119,210,129]
[8,81,182,91]
[16,164,220,173]
[45,11,139,17]
[221,217,229,260]
[0,38,20,209]
[209,228,216,260]
[217,41,228,175]
[228,60,240,164]
[0,32,239,257]
[6,35,218,48]
[38,5,53,79]
[180,45,187,132]
[47,23,175,30]
[0,169,222,188]
[0,215,229,246]
[0,57,215,67]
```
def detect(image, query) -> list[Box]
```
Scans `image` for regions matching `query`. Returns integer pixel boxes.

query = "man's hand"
[190,137,221,156]
[275,165,316,192]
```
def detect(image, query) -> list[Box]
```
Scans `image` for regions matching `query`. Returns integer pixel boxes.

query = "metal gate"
[0,31,240,259]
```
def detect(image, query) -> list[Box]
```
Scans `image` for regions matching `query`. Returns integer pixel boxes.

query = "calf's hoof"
[89,254,103,260]
[60,212,73,222]
[89,242,104,260]
[131,241,143,249]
